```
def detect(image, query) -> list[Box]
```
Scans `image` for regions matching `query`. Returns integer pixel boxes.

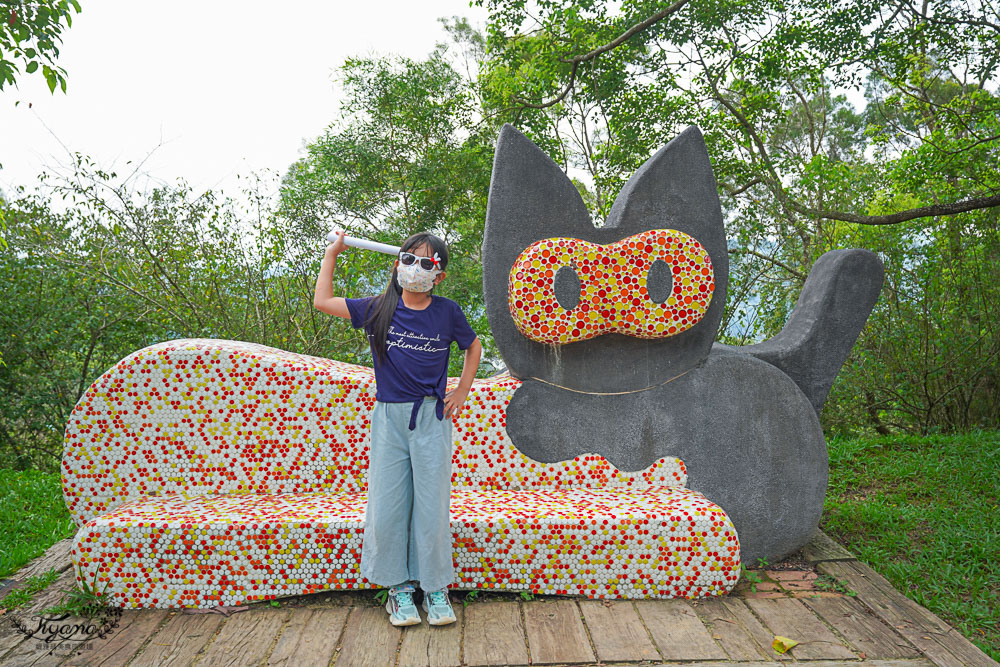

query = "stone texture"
[482,123,883,565]
[504,353,828,565]
[719,247,884,415]
[483,123,728,393]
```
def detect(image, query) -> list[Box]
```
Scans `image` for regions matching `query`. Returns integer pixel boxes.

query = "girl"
[313,230,482,627]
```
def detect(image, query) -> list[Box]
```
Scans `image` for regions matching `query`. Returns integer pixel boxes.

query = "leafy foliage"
[2,6,999,474]
[0,157,368,470]
[278,42,503,375]
[0,0,81,93]
[475,0,1000,433]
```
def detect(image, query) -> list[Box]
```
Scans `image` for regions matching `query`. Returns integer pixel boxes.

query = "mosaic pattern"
[508,230,715,345]
[72,487,738,608]
[63,339,740,608]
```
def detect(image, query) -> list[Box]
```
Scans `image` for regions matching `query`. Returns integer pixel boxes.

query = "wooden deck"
[0,530,994,666]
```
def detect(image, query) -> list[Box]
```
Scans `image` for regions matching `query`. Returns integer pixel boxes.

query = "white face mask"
[396,262,441,292]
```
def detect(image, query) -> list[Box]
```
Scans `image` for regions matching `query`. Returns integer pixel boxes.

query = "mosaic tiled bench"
[62,339,741,609]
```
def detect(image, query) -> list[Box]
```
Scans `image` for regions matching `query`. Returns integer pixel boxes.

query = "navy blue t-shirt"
[345,294,478,430]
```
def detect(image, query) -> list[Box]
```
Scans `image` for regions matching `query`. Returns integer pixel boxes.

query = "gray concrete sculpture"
[483,123,884,564]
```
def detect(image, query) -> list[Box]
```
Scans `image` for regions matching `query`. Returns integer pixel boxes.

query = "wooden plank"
[268,607,349,667]
[691,598,771,661]
[635,599,727,661]
[397,599,464,667]
[801,529,856,562]
[0,639,73,666]
[462,600,528,667]
[61,609,171,666]
[860,662,946,667]
[745,597,857,660]
[11,539,74,582]
[804,595,922,659]
[21,568,78,614]
[819,559,998,667]
[336,605,402,667]
[128,612,224,667]
[849,559,998,667]
[0,579,26,603]
[0,617,31,658]
[577,600,659,662]
[618,662,935,667]
[195,609,289,666]
[719,598,794,661]
[0,567,80,660]
[522,600,594,665]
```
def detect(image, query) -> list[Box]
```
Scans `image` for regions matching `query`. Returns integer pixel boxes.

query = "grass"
[0,569,59,611]
[0,431,996,660]
[822,429,999,661]
[0,468,76,578]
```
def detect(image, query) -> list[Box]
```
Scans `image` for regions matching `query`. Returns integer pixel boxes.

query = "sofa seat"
[72,485,740,609]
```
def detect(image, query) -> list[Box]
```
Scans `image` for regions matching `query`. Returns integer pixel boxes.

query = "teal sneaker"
[422,588,457,626]
[386,583,421,626]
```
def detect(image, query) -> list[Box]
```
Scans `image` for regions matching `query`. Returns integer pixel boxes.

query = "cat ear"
[606,125,727,241]
[484,124,595,252]
[483,125,597,381]
[603,124,728,330]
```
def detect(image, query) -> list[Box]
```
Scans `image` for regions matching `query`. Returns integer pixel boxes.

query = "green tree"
[278,43,502,375]
[0,0,81,93]
[0,155,374,470]
[476,0,1000,224]
[475,0,1000,433]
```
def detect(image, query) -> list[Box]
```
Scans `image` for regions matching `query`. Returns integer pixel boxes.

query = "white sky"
[0,0,488,199]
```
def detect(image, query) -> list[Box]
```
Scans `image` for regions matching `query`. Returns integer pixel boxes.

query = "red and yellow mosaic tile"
[508,230,715,344]
[62,339,740,608]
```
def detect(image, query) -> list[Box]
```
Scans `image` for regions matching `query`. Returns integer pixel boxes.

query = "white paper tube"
[326,229,401,256]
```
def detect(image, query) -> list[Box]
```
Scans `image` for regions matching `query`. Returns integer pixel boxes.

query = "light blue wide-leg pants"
[360,396,455,592]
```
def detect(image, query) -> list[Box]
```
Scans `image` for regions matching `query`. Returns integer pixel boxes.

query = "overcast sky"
[0,0,488,199]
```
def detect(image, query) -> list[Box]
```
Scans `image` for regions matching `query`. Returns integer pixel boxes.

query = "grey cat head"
[483,124,729,392]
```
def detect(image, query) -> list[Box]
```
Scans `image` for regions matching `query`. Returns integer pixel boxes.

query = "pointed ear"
[606,126,725,234]
[603,124,728,333]
[483,125,599,381]
[484,124,594,249]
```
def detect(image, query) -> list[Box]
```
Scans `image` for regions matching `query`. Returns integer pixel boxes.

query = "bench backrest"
[62,339,687,525]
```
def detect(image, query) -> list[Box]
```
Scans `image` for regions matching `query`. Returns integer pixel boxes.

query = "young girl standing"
[313,231,481,627]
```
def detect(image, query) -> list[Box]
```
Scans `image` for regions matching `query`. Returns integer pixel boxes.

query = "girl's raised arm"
[314,234,351,319]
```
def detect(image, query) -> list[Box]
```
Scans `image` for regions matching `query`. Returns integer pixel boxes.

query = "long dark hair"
[363,232,450,365]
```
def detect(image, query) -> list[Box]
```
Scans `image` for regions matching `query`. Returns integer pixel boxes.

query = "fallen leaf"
[773,635,800,654]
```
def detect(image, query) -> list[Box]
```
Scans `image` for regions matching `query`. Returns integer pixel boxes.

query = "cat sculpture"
[482,124,884,564]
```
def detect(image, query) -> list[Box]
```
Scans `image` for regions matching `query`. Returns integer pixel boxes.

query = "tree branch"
[779,186,1000,226]
[728,248,806,280]
[721,178,763,197]
[513,0,691,110]
[513,61,579,109]
[702,57,1000,226]
[562,0,692,64]
[897,0,1000,34]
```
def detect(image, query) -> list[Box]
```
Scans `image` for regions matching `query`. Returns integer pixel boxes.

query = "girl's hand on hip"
[444,387,470,419]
